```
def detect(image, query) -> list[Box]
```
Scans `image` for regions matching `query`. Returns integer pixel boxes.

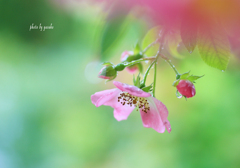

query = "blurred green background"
[0,0,240,168]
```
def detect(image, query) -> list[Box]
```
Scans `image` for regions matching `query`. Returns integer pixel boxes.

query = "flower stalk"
[143,60,156,86]
[120,56,155,67]
[153,62,157,97]
[160,53,180,76]
[142,38,160,54]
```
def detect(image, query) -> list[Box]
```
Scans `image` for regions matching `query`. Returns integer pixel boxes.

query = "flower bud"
[114,63,125,71]
[98,65,117,80]
[176,80,196,98]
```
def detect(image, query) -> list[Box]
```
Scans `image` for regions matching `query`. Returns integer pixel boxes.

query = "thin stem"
[142,38,159,54]
[143,60,156,85]
[122,57,155,67]
[160,54,180,75]
[140,29,166,93]
[153,62,157,97]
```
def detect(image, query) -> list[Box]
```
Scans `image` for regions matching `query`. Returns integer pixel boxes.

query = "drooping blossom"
[91,81,171,133]
[121,51,139,74]
[97,0,240,40]
[177,80,196,98]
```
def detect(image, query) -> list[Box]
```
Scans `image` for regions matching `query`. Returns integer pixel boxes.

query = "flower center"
[118,92,150,113]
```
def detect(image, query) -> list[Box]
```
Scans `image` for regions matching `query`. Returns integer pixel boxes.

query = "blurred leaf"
[198,24,231,71]
[181,19,198,53]
[133,42,141,55]
[142,26,161,56]
[167,30,185,58]
[228,36,240,59]
[100,15,129,61]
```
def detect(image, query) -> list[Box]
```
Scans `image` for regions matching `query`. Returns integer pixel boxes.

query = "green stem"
[143,60,156,85]
[153,62,157,97]
[160,54,180,75]
[122,57,155,67]
[141,29,166,94]
[142,38,159,54]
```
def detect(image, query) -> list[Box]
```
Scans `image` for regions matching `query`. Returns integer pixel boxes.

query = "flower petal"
[103,92,135,121]
[91,88,135,121]
[91,88,120,107]
[140,97,171,133]
[113,81,151,97]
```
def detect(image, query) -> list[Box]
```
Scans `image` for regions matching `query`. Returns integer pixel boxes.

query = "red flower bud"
[176,80,196,98]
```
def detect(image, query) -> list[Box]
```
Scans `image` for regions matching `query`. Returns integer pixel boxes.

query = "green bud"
[98,65,117,80]
[114,63,125,71]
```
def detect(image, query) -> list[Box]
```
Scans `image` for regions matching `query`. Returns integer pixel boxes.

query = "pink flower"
[121,51,139,74]
[91,81,171,133]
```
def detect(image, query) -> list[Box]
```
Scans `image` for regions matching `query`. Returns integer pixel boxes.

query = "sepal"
[141,84,153,92]
[180,71,190,79]
[133,74,141,88]
[173,71,204,87]
[102,62,113,66]
[187,75,204,83]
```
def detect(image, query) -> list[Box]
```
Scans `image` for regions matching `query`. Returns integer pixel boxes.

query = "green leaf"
[198,24,231,71]
[134,42,141,55]
[181,19,198,54]
[187,75,204,82]
[142,26,161,56]
[100,15,130,61]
